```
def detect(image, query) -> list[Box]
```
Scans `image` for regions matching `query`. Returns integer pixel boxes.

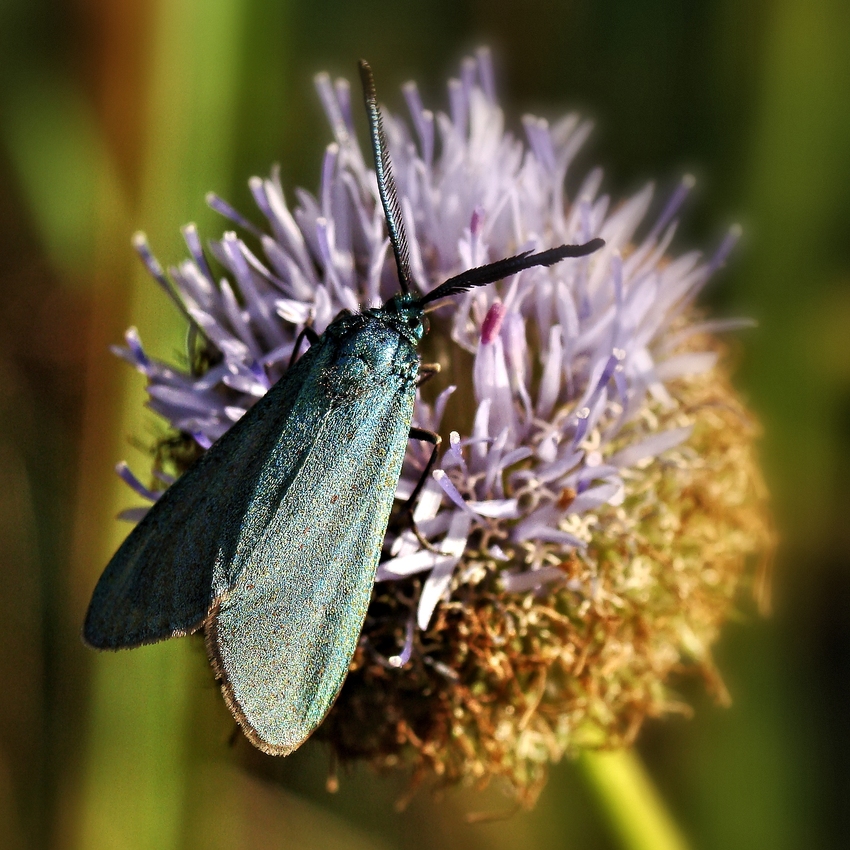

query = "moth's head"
[382,293,429,343]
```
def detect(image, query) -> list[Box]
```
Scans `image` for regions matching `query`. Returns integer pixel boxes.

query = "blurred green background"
[1,1,849,848]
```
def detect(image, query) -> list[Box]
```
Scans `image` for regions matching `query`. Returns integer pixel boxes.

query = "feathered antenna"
[418,238,606,306]
[359,60,413,296]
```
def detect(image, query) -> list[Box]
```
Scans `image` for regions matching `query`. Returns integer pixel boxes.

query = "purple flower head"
[117,50,771,799]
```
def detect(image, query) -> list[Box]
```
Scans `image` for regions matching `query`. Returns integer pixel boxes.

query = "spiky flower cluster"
[118,50,771,801]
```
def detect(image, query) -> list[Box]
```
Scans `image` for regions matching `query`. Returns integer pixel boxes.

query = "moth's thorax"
[322,310,419,397]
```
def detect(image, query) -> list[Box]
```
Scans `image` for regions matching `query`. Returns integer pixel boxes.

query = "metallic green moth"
[83,61,603,754]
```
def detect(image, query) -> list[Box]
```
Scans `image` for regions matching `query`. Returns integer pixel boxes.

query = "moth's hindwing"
[83,344,321,649]
[206,319,418,754]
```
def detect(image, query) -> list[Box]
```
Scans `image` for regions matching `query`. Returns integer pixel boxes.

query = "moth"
[84,60,603,754]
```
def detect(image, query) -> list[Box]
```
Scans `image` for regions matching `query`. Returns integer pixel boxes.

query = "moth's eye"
[407,316,420,329]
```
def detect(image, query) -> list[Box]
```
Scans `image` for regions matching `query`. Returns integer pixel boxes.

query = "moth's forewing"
[83,345,321,649]
[206,319,418,755]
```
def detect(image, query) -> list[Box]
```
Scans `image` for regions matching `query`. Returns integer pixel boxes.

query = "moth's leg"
[417,363,441,387]
[401,427,445,552]
[405,427,441,511]
[288,325,320,368]
[228,722,241,748]
[409,517,445,555]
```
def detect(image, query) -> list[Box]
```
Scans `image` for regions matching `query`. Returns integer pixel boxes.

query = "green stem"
[577,750,690,850]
